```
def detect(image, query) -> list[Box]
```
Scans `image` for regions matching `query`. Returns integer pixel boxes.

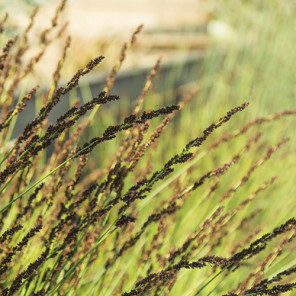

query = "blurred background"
[1,0,296,138]
[0,0,210,81]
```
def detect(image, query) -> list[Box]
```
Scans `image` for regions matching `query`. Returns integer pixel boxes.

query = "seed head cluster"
[0,2,295,296]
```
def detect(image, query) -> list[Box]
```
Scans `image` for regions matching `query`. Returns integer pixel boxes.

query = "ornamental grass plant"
[0,1,296,295]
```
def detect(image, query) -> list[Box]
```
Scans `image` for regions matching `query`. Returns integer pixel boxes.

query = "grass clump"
[0,1,296,296]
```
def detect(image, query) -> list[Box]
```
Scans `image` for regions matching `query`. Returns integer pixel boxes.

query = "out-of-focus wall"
[1,0,209,83]
[65,0,207,39]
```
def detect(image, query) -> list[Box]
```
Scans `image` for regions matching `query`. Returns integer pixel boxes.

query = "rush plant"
[0,1,295,296]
